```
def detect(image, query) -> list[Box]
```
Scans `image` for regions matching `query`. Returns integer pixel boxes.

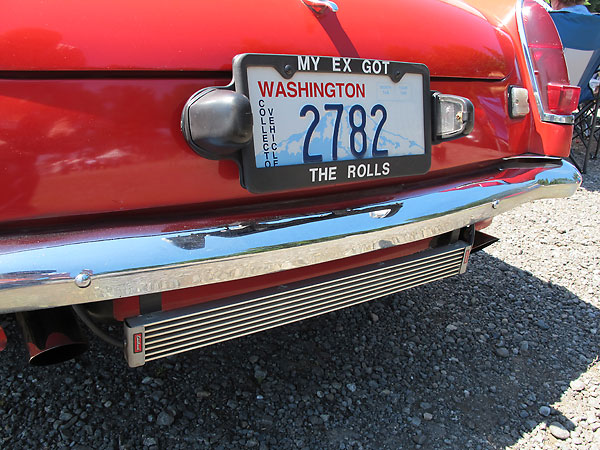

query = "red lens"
[547,84,580,115]
[522,0,579,115]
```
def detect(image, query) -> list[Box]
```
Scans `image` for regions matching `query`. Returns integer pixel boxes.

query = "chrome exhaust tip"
[16,306,88,366]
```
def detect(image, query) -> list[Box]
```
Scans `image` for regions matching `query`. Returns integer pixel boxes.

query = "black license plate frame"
[233,53,432,193]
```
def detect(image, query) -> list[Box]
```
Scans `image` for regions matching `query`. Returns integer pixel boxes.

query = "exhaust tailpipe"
[472,231,499,253]
[16,306,88,366]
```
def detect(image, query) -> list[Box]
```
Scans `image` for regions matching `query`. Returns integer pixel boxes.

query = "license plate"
[233,54,431,193]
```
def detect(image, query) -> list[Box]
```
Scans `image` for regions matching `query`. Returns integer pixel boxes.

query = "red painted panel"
[0,0,573,227]
[113,297,141,322]
[0,76,528,226]
[1,0,513,79]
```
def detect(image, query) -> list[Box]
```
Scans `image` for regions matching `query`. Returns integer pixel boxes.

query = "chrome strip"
[516,0,574,125]
[0,158,581,313]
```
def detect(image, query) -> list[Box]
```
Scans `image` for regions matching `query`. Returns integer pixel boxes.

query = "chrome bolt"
[75,271,92,288]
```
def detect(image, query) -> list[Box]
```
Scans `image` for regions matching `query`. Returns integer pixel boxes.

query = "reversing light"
[509,86,530,118]
[432,93,474,143]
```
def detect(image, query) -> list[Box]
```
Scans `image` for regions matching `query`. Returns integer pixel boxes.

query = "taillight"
[519,0,580,119]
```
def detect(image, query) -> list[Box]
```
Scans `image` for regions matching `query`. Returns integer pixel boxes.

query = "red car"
[0,0,582,367]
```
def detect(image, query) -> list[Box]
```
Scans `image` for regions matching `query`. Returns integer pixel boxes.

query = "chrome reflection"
[162,204,404,251]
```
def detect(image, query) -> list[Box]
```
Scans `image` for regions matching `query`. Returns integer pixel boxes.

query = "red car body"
[0,0,582,366]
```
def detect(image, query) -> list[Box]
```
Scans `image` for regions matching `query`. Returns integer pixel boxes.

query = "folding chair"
[592,73,600,161]
[550,11,600,173]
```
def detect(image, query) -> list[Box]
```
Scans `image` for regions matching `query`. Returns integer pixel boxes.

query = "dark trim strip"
[0,71,505,83]
[139,293,163,315]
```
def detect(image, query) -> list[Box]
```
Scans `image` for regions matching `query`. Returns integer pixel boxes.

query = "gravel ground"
[1,152,599,450]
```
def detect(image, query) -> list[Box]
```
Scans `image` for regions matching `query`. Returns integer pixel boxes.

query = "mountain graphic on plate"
[257,105,425,168]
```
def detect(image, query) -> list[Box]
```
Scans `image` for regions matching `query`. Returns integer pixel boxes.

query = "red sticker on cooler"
[463,248,471,266]
[133,333,143,353]
[0,326,7,352]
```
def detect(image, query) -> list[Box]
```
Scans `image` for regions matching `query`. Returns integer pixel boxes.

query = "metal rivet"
[75,271,92,288]
[492,200,500,209]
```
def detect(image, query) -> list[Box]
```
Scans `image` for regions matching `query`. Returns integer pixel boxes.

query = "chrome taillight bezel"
[516,0,575,124]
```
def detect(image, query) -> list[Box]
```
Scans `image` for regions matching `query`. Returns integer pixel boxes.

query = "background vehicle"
[0,0,581,367]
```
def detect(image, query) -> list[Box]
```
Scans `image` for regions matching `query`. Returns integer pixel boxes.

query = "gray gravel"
[1,152,599,449]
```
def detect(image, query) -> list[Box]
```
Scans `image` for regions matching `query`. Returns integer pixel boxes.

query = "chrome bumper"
[0,157,581,313]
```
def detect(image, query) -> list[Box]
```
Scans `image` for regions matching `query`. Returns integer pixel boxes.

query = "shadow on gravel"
[0,249,598,450]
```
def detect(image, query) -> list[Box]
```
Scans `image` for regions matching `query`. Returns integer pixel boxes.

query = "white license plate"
[233,54,431,193]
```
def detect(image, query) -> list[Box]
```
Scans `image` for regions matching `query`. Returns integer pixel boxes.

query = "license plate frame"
[233,53,431,193]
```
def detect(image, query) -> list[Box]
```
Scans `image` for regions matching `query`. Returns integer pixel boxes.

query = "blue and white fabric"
[550,11,600,102]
